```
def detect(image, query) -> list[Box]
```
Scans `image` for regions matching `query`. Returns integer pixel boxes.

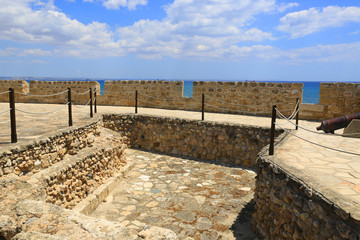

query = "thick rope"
[0,108,10,115]
[205,102,272,115]
[17,89,68,97]
[73,89,90,95]
[137,99,201,108]
[0,90,10,95]
[72,99,92,109]
[274,122,360,156]
[16,102,69,115]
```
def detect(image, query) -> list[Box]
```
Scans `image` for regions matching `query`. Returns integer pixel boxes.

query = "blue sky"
[0,0,360,81]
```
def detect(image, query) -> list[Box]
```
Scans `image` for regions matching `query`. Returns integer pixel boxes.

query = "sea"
[0,77,335,104]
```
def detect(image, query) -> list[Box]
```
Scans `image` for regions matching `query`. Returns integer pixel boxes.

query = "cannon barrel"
[317,112,360,133]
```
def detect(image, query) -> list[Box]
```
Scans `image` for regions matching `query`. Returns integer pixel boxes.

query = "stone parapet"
[252,136,360,239]
[102,114,283,167]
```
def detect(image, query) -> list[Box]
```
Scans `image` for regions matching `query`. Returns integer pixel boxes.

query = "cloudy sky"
[0,0,360,81]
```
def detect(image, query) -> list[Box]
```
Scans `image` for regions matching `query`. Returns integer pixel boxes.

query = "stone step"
[27,126,128,209]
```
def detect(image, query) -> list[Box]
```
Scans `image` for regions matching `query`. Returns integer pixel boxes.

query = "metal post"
[9,88,17,143]
[135,90,138,114]
[89,88,93,118]
[295,98,299,130]
[202,93,205,121]
[269,105,276,155]
[94,89,97,113]
[68,88,73,127]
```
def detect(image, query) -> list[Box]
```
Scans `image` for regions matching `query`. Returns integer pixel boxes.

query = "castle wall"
[1,80,360,120]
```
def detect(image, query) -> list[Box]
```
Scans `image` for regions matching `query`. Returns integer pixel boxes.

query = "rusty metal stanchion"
[269,105,276,155]
[94,89,97,114]
[135,90,138,114]
[202,93,205,121]
[9,88,17,143]
[68,88,73,127]
[89,88,93,118]
[295,98,299,130]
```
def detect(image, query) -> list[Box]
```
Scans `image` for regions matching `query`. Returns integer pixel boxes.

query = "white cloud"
[0,0,118,57]
[2,0,359,64]
[102,0,147,10]
[277,6,360,38]
[0,47,52,56]
[116,0,281,59]
[29,59,47,63]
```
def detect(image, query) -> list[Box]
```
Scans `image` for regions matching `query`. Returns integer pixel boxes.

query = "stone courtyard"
[91,149,257,240]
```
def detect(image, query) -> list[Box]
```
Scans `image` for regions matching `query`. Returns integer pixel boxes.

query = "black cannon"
[317,112,360,133]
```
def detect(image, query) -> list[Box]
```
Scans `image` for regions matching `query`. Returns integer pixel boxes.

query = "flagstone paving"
[91,148,258,240]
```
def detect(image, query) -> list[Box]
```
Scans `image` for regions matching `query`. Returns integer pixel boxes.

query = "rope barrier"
[205,102,272,115]
[16,102,69,115]
[276,107,299,122]
[277,112,360,137]
[73,89,90,95]
[205,95,268,108]
[138,92,201,101]
[0,90,10,95]
[17,89,68,97]
[137,99,201,108]
[105,90,136,94]
[274,122,360,156]
[0,108,10,115]
[72,99,92,109]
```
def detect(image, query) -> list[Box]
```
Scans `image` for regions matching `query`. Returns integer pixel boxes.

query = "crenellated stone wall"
[102,114,283,167]
[1,80,360,120]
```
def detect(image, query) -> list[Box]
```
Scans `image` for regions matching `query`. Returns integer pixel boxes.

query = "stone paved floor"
[91,148,258,240]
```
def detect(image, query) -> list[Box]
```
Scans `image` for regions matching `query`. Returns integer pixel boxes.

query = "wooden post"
[202,93,205,121]
[89,88,93,118]
[9,88,17,143]
[269,105,276,155]
[135,90,138,114]
[295,98,299,130]
[94,89,97,113]
[68,88,73,127]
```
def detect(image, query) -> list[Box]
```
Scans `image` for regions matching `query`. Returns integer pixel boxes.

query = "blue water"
[23,79,320,103]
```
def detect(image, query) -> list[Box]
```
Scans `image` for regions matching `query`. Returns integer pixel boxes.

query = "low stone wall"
[43,130,126,209]
[0,121,101,177]
[102,114,282,167]
[252,148,360,239]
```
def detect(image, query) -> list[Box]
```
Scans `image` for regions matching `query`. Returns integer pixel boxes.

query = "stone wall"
[252,150,360,239]
[2,80,360,120]
[102,114,283,167]
[192,81,303,116]
[319,82,360,119]
[0,121,100,177]
[44,130,126,209]
[0,80,29,102]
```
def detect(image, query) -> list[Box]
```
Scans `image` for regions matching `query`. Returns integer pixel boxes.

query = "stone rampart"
[1,80,360,120]
[252,138,360,239]
[102,114,283,167]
